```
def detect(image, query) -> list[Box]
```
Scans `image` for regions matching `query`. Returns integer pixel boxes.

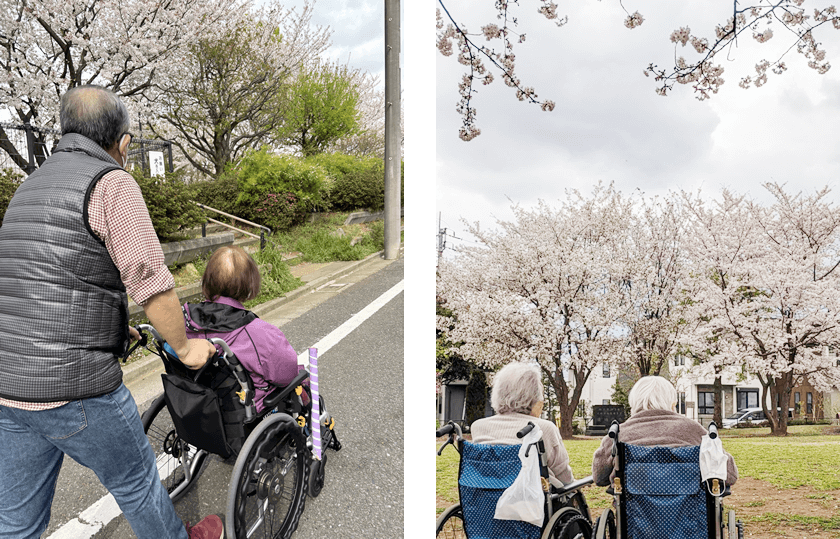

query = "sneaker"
[186,514,224,539]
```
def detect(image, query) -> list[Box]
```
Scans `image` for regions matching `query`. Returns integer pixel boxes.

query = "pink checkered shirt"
[0,169,174,411]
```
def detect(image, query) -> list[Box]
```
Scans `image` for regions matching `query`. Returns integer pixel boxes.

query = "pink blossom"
[753,29,773,43]
[670,27,691,46]
[624,11,644,29]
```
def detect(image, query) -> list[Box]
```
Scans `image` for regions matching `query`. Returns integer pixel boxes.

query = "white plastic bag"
[494,424,545,527]
[699,434,727,482]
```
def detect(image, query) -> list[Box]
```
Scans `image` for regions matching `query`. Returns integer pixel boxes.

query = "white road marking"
[47,279,404,539]
[297,279,404,364]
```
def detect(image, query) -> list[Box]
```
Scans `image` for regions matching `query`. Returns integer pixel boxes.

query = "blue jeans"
[0,384,188,539]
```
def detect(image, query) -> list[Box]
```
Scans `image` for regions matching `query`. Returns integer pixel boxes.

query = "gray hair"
[628,376,677,415]
[490,361,544,415]
[60,85,131,150]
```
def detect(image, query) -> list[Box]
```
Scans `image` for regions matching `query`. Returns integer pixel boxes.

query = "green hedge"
[0,168,24,223]
[132,168,206,241]
[307,153,384,211]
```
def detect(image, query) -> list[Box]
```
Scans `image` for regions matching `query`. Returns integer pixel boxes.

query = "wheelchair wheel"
[541,506,592,539]
[435,504,465,539]
[307,453,326,498]
[226,413,308,539]
[592,508,617,539]
[141,393,208,502]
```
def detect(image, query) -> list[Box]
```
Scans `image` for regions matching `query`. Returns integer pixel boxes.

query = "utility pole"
[437,212,446,268]
[384,0,401,259]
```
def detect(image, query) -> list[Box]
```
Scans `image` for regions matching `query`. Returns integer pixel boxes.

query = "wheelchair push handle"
[207,337,256,422]
[608,421,620,439]
[708,421,719,439]
[516,421,535,439]
[436,421,462,456]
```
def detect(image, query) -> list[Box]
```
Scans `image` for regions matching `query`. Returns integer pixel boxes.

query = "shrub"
[132,168,206,241]
[189,173,244,216]
[235,149,329,226]
[0,168,24,223]
[253,192,307,232]
[308,153,384,211]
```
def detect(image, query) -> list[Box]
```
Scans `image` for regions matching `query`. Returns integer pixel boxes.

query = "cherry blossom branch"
[437,0,564,141]
[648,0,840,100]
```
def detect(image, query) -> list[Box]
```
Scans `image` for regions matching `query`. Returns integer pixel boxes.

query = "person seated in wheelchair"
[181,245,308,412]
[591,376,738,489]
[471,361,575,488]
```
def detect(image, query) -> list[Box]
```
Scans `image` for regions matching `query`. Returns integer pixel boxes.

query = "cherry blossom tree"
[0,0,240,170]
[437,184,634,438]
[614,194,691,379]
[678,190,760,428]
[681,184,840,435]
[148,0,330,177]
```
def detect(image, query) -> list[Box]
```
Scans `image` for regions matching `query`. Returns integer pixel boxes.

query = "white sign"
[149,151,165,177]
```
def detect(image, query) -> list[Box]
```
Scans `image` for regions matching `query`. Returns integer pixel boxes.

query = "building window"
[737,389,758,411]
[679,392,686,415]
[794,392,801,414]
[674,355,685,367]
[698,391,715,415]
[602,399,611,405]
[602,363,610,378]
[807,392,813,414]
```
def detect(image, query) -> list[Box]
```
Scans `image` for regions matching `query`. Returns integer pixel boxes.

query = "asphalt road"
[41,256,404,539]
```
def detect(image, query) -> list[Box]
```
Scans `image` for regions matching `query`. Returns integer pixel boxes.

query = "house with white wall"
[577,351,840,426]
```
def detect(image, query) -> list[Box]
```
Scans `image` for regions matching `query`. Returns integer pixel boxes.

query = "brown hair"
[201,246,261,302]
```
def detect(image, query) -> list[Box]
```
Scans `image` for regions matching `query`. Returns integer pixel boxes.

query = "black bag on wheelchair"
[161,363,248,459]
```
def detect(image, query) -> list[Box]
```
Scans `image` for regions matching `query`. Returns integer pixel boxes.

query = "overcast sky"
[436,1,840,256]
[281,0,403,87]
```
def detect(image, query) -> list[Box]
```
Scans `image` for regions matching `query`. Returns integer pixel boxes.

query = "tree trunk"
[713,371,723,428]
[548,363,590,439]
[760,373,792,436]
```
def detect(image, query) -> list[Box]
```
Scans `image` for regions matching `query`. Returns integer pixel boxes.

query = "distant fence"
[0,122,173,175]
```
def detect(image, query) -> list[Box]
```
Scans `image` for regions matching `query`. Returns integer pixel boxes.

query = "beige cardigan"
[470,412,575,486]
[591,409,739,487]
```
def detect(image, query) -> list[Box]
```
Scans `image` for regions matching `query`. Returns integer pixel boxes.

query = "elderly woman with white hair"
[591,376,738,487]
[470,361,575,486]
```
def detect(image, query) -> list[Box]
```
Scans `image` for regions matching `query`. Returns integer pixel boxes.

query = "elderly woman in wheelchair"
[436,361,594,539]
[590,376,743,539]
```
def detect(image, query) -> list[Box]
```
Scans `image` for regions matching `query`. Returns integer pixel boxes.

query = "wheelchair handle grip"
[207,338,238,366]
[608,421,620,439]
[436,424,454,438]
[708,422,718,439]
[135,323,163,344]
[517,421,535,439]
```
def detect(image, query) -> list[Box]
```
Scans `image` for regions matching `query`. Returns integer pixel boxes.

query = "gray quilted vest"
[0,133,130,402]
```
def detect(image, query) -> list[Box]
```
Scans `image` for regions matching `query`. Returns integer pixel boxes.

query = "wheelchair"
[133,324,342,539]
[591,421,744,539]
[436,420,594,539]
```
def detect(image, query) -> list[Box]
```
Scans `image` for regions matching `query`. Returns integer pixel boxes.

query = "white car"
[721,408,766,428]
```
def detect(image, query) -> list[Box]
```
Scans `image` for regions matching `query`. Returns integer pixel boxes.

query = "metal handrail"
[193,201,271,250]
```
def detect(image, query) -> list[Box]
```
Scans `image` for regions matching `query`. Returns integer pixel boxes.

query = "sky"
[280,0,403,87]
[436,1,840,255]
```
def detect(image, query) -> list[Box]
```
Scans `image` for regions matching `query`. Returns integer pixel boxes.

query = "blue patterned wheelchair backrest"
[458,441,543,539]
[623,444,708,539]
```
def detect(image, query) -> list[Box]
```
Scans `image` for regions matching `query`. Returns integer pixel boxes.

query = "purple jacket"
[183,297,302,412]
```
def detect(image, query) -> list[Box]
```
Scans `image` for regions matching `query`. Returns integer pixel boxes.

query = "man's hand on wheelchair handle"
[179,339,218,370]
